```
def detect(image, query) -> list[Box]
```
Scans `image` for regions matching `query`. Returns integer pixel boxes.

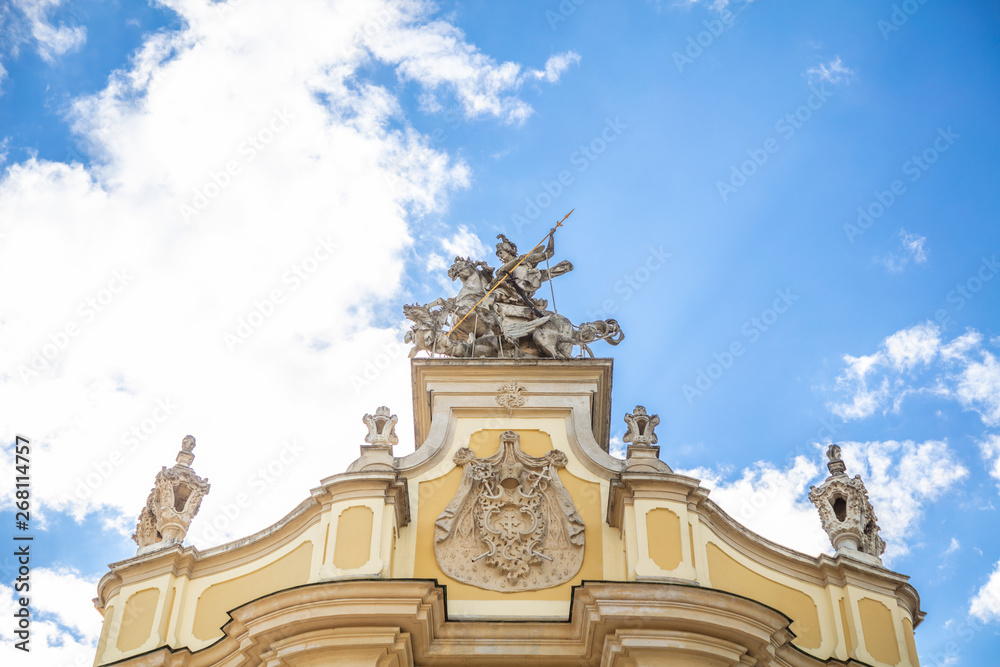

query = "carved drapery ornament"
[434,431,585,592]
[808,445,885,563]
[132,435,210,551]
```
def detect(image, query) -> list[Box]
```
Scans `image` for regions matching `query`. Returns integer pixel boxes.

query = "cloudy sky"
[1,0,998,664]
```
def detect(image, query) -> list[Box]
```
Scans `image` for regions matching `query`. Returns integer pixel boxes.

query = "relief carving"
[434,431,585,591]
[494,380,526,414]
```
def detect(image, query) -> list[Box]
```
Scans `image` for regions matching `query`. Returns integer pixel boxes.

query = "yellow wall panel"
[902,616,919,666]
[116,588,159,652]
[333,506,374,569]
[646,508,683,571]
[707,542,821,649]
[192,541,312,641]
[859,597,901,665]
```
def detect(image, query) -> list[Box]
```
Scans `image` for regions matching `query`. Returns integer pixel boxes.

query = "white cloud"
[806,56,854,84]
[609,435,625,458]
[829,323,1000,425]
[979,433,1000,488]
[359,7,579,124]
[529,52,581,83]
[970,560,1000,623]
[11,0,86,62]
[0,567,101,666]
[837,440,968,561]
[881,229,928,274]
[441,224,488,260]
[680,456,832,557]
[680,439,967,564]
[680,0,754,14]
[955,353,1000,426]
[883,321,939,370]
[0,0,572,548]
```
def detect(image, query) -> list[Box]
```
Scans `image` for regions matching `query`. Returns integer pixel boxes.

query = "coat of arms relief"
[434,431,586,592]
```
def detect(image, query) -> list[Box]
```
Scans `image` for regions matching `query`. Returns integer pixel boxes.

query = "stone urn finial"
[132,435,211,553]
[348,407,399,472]
[808,444,885,564]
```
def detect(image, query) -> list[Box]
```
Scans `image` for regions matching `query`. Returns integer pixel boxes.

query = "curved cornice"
[96,471,405,607]
[608,470,924,625]
[96,579,871,666]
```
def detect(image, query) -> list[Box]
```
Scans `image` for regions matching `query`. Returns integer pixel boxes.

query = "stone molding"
[93,579,872,666]
[409,358,615,450]
[96,471,409,612]
[606,470,924,628]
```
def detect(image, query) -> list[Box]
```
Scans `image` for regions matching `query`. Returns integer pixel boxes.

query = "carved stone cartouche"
[434,431,585,592]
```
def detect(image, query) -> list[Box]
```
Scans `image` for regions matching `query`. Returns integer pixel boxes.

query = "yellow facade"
[93,359,923,666]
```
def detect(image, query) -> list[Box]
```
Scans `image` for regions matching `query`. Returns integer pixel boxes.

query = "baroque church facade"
[93,228,923,666]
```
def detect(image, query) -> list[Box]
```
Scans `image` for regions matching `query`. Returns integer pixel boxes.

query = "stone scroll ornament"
[434,431,585,592]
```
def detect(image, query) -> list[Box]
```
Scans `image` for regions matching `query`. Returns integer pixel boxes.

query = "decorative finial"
[348,407,399,472]
[176,434,197,467]
[808,444,885,564]
[619,406,671,473]
[132,435,211,553]
[826,443,846,476]
[363,406,398,447]
[623,405,659,448]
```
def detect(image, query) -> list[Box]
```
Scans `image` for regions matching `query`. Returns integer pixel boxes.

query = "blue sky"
[0,0,998,665]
